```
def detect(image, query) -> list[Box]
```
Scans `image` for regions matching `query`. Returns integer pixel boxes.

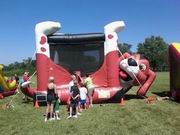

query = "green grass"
[0,72,180,135]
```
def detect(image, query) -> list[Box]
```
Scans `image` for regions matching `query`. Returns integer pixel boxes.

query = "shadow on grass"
[152,91,180,103]
[22,99,33,104]
[124,94,144,100]
[152,91,170,97]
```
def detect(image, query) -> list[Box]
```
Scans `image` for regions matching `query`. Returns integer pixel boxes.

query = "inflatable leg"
[137,70,156,96]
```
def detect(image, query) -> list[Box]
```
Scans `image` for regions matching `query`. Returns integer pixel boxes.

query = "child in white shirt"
[79,85,88,110]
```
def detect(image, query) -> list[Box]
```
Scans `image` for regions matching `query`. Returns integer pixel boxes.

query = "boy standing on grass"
[79,84,88,111]
[67,80,80,119]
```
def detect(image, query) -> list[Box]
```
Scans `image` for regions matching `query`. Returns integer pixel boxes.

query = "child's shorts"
[55,110,59,113]
[80,99,86,105]
[70,101,78,107]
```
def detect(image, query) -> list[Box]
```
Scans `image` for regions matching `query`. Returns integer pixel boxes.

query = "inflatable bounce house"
[21,21,156,104]
[0,64,17,99]
[169,43,180,100]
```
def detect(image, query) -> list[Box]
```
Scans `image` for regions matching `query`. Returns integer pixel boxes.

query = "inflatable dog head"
[119,53,155,96]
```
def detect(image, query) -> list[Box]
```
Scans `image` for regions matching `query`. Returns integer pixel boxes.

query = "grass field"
[0,72,180,135]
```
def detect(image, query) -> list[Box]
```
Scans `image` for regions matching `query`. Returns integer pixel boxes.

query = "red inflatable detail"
[37,52,119,90]
[90,60,108,87]
[106,51,120,87]
[40,36,46,45]
[40,47,46,52]
[108,34,113,39]
[2,89,16,98]
[136,70,156,96]
[36,54,50,90]
[36,54,71,91]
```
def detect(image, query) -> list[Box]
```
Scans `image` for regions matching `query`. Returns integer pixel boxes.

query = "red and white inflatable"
[21,21,155,104]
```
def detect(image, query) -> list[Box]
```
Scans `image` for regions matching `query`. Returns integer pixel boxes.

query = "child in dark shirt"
[67,81,80,119]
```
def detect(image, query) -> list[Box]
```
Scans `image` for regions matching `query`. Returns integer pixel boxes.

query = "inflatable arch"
[21,21,155,104]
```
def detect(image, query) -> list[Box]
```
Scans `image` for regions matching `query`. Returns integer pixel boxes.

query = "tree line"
[118,36,168,71]
[3,35,168,77]
[3,58,36,77]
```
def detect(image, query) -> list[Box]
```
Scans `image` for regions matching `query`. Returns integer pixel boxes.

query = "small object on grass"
[0,102,14,110]
[157,96,169,101]
[146,96,170,104]
[146,96,156,104]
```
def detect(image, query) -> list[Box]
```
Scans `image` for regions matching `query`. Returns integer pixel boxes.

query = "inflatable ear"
[139,63,146,71]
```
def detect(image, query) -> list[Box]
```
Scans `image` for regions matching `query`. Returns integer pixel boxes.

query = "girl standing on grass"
[84,74,94,107]
[45,76,56,122]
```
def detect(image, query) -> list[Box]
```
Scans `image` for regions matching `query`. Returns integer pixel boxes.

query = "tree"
[4,58,36,76]
[118,43,132,54]
[137,36,168,71]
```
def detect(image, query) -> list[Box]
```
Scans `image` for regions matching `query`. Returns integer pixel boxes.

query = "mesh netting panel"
[50,43,104,75]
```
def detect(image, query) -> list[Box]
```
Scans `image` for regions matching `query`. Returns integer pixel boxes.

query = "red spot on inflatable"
[41,47,46,52]
[108,34,113,39]
[40,36,46,45]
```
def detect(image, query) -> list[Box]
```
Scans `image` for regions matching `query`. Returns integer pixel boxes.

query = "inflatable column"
[104,21,125,87]
[35,21,61,91]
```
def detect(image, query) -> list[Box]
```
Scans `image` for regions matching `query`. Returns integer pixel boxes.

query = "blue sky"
[0,0,179,65]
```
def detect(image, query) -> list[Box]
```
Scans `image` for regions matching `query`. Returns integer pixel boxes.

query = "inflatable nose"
[121,63,127,68]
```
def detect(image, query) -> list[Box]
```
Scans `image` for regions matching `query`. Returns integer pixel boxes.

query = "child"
[79,84,88,111]
[22,71,30,102]
[54,94,61,120]
[67,80,80,119]
[84,74,94,107]
[45,76,56,122]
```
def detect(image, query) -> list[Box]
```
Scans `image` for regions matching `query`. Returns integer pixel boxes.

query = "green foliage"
[118,43,132,54]
[3,57,36,77]
[137,36,168,71]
